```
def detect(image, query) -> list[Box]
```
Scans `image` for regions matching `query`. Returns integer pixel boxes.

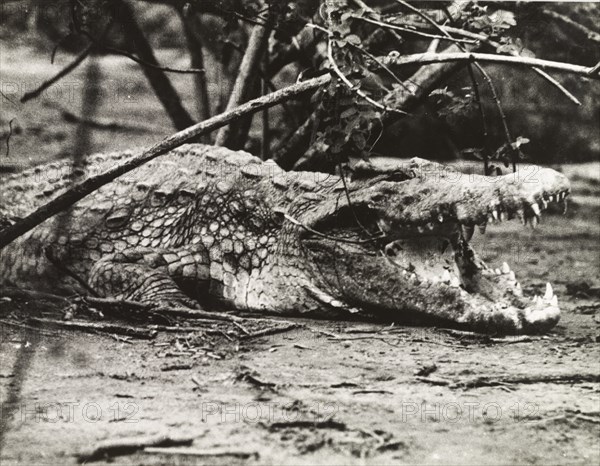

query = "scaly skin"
[0,144,571,333]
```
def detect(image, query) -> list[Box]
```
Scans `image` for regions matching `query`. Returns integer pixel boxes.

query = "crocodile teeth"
[549,195,554,202]
[501,262,510,274]
[478,223,487,234]
[427,222,435,230]
[550,295,558,306]
[517,209,526,225]
[462,225,475,241]
[563,199,568,214]
[492,210,499,221]
[438,214,444,222]
[494,268,502,275]
[540,199,548,209]
[515,282,522,296]
[544,282,553,301]
[500,211,506,221]
[487,215,494,224]
[558,192,564,201]
[450,276,461,287]
[417,226,425,233]
[509,271,516,281]
[531,203,542,217]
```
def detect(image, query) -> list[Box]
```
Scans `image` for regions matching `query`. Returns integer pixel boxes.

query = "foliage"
[1,0,598,167]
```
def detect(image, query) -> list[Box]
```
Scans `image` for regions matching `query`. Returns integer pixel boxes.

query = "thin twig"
[474,63,517,170]
[283,213,384,245]
[354,15,476,44]
[466,65,489,173]
[261,51,269,160]
[328,38,406,115]
[142,447,258,459]
[542,9,600,45]
[402,22,582,105]
[79,27,206,76]
[20,45,93,103]
[3,119,16,157]
[241,323,299,340]
[351,0,405,45]
[77,434,195,463]
[27,317,157,339]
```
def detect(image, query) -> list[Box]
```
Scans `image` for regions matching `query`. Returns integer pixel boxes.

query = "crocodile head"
[300,162,571,334]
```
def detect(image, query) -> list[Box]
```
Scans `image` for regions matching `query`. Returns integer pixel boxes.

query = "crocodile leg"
[88,247,210,307]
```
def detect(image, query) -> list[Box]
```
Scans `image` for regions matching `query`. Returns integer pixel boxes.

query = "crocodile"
[0,144,571,333]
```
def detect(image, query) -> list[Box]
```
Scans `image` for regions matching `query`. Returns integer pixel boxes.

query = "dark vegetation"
[1,0,598,173]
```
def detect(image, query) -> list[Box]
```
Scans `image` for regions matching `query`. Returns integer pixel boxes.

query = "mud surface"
[1,48,599,465]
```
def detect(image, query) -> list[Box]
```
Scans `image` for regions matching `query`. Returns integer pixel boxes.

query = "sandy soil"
[1,47,599,465]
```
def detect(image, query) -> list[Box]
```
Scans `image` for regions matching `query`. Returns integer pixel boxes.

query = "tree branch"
[379,53,598,80]
[215,12,271,149]
[0,75,330,250]
[20,45,92,103]
[180,10,211,142]
[354,16,476,44]
[542,9,600,45]
[402,22,583,105]
[112,0,195,130]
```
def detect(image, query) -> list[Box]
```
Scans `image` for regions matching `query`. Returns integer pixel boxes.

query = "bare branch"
[399,22,583,105]
[111,0,194,130]
[216,16,271,148]
[542,9,600,45]
[20,45,92,103]
[91,41,206,75]
[379,53,598,80]
[354,16,476,44]
[180,10,211,143]
[328,38,407,115]
[272,111,320,169]
[0,75,330,250]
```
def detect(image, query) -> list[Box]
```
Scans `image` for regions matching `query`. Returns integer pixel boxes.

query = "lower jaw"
[383,234,560,333]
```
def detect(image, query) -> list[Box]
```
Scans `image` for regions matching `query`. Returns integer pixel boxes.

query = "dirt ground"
[1,47,599,465]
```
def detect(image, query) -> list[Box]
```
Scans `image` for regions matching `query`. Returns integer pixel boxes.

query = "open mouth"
[380,190,570,333]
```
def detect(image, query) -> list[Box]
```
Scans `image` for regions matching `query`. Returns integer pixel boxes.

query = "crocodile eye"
[105,209,131,229]
[177,189,195,204]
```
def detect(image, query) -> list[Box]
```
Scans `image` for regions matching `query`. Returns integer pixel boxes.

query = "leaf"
[489,10,516,28]
[340,107,358,119]
[520,48,536,58]
[345,34,362,46]
[497,43,517,54]
[511,136,530,149]
[352,133,366,150]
